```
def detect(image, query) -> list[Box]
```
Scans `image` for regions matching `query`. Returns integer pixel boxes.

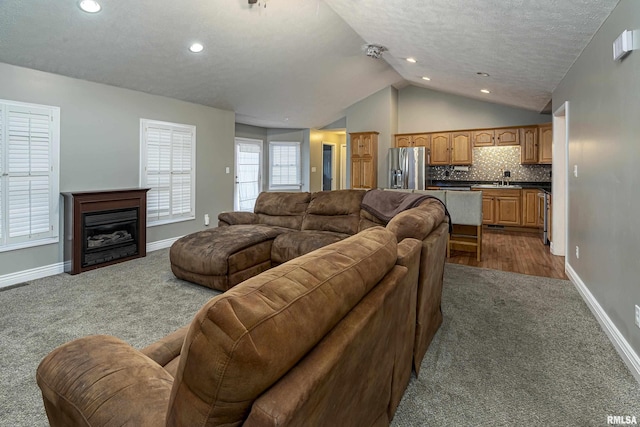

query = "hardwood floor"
[447,228,568,280]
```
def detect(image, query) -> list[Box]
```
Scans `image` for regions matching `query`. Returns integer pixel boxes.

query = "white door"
[234,138,263,211]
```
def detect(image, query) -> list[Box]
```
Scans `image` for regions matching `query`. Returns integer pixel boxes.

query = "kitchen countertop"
[430,180,552,193]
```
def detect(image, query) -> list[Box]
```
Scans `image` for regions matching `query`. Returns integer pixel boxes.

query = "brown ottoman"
[169,225,290,291]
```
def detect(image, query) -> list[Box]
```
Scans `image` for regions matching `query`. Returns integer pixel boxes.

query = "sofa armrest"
[218,211,258,226]
[141,324,189,368]
[37,335,172,427]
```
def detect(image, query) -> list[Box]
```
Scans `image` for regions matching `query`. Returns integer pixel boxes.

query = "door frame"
[234,137,263,211]
[340,144,347,190]
[321,142,337,191]
[552,102,569,257]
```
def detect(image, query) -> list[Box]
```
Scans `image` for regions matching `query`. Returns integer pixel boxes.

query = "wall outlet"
[575,245,580,259]
[635,305,640,329]
[204,213,210,226]
[573,164,578,178]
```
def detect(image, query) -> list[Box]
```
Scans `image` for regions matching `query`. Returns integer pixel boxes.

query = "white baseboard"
[566,263,640,383]
[0,262,65,290]
[146,236,182,253]
[0,237,181,290]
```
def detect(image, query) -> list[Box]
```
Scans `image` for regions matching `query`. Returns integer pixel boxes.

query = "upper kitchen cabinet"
[430,133,450,165]
[395,133,430,148]
[520,123,552,164]
[520,126,538,164]
[472,128,519,147]
[350,131,378,189]
[430,132,472,165]
[538,124,553,164]
[451,132,473,164]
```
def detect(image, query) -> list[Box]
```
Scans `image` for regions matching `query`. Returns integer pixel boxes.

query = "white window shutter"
[171,129,192,216]
[145,126,172,222]
[6,106,54,242]
[141,120,195,225]
[0,104,3,241]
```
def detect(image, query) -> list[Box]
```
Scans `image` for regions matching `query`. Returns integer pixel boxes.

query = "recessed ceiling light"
[422,76,431,81]
[477,72,490,77]
[406,57,417,63]
[78,0,101,13]
[189,43,204,53]
[481,89,491,94]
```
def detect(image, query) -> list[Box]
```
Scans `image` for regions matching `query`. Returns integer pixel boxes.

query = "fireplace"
[63,189,149,274]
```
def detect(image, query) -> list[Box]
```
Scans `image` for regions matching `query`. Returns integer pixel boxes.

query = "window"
[269,141,301,191]
[140,119,195,226]
[0,99,60,251]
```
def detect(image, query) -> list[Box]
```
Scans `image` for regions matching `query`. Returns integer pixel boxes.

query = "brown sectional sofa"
[37,227,422,426]
[36,189,449,426]
[171,189,449,373]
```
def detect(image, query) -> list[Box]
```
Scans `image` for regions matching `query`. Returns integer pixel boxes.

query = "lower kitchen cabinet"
[474,189,522,226]
[522,189,540,227]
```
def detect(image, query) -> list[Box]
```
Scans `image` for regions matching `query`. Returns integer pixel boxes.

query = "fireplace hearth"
[63,189,149,274]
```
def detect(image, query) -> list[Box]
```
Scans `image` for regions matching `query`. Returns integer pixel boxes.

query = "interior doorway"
[234,138,263,211]
[322,142,337,191]
[552,102,569,256]
[340,144,347,189]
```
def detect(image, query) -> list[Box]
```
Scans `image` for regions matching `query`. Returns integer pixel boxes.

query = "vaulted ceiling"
[0,0,620,128]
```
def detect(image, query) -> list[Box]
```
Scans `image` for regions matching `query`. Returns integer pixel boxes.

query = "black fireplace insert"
[82,208,139,268]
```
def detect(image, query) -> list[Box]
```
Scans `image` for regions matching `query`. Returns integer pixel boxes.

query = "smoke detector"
[363,44,387,59]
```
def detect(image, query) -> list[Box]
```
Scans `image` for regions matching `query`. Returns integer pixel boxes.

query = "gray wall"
[398,85,550,133]
[553,0,640,354]
[346,86,398,188]
[0,62,235,276]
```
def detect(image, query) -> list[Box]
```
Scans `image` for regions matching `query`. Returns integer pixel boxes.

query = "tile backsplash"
[431,146,551,182]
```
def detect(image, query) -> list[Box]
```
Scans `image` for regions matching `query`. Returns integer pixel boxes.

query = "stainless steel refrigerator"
[388,147,431,190]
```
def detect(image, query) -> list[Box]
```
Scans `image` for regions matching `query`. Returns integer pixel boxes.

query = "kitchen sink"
[471,184,522,189]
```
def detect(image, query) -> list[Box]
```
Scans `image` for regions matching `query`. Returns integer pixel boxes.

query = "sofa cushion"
[255,191,311,229]
[271,230,350,264]
[302,189,365,235]
[386,198,446,242]
[166,227,397,426]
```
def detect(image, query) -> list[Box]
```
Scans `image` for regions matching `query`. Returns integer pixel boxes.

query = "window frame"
[139,119,196,227]
[0,98,60,253]
[268,141,302,191]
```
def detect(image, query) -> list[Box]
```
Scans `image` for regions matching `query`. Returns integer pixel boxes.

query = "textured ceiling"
[0,0,620,128]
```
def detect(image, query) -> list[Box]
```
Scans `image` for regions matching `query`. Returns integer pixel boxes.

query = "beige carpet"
[0,249,638,426]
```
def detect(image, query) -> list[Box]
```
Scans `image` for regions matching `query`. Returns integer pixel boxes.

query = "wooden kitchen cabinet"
[521,124,552,165]
[395,133,430,148]
[538,124,553,164]
[481,195,495,224]
[520,126,539,164]
[472,128,519,147]
[495,128,519,146]
[429,132,472,165]
[451,132,473,164]
[350,131,378,189]
[472,129,494,147]
[522,189,540,227]
[474,188,522,226]
[430,133,450,165]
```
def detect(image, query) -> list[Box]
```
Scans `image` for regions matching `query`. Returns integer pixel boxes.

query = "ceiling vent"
[363,44,387,59]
